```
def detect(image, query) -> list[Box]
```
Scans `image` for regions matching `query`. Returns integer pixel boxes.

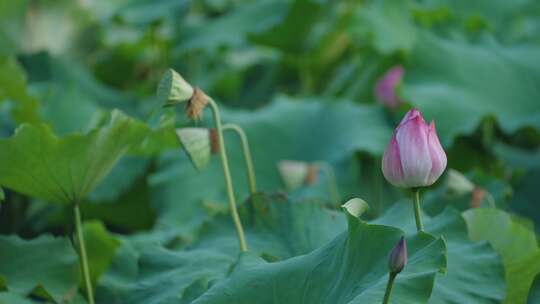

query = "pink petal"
[375,66,404,109]
[398,108,425,128]
[426,121,447,185]
[395,110,432,187]
[382,134,405,187]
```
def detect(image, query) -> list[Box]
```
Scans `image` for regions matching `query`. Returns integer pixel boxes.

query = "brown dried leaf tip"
[185,87,209,120]
[305,165,319,185]
[209,128,219,154]
[471,187,485,208]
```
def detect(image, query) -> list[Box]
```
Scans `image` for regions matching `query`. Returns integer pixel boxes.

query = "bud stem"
[208,99,248,252]
[413,189,424,232]
[73,203,95,304]
[314,161,341,207]
[223,123,257,196]
[382,272,397,304]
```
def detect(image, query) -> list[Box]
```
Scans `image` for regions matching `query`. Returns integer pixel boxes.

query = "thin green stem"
[413,189,424,232]
[73,203,95,304]
[315,161,340,207]
[382,273,397,304]
[485,191,496,208]
[208,99,248,252]
[482,118,494,149]
[374,156,382,217]
[222,123,257,196]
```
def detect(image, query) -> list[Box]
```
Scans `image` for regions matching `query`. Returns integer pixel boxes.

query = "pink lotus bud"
[388,236,407,274]
[382,109,447,188]
[375,66,404,108]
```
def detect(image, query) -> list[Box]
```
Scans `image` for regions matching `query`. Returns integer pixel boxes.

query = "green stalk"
[208,99,248,252]
[73,203,95,304]
[412,189,424,232]
[485,191,496,208]
[222,123,257,196]
[382,273,397,304]
[315,161,341,207]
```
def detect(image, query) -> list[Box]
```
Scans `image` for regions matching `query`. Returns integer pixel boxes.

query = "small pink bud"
[382,109,447,188]
[388,236,407,274]
[375,66,404,109]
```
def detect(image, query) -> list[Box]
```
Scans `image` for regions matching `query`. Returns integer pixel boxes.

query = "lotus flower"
[382,109,447,188]
[388,237,407,274]
[375,65,404,109]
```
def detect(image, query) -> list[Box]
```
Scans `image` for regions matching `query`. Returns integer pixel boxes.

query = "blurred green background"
[0,0,540,302]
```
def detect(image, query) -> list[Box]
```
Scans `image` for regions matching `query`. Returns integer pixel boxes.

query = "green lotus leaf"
[83,221,121,286]
[374,202,506,303]
[0,56,39,124]
[0,110,145,204]
[0,235,78,303]
[0,292,39,304]
[403,31,540,145]
[191,208,446,304]
[463,208,540,303]
[189,193,346,260]
[96,241,234,304]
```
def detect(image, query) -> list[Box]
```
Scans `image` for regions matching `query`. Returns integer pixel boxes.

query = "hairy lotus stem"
[315,161,341,207]
[382,272,397,304]
[222,123,257,196]
[412,189,424,232]
[208,98,248,252]
[73,203,95,304]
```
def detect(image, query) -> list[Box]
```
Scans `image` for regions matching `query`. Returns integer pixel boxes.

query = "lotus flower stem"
[315,161,341,207]
[73,203,95,304]
[223,123,257,196]
[208,99,248,252]
[382,273,397,304]
[485,191,496,208]
[413,189,424,232]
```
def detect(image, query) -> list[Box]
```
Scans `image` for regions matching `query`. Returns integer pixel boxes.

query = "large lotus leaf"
[0,1,28,55]
[83,221,121,286]
[93,195,344,304]
[413,0,540,41]
[19,53,143,134]
[89,0,189,27]
[0,292,37,304]
[402,31,540,145]
[491,143,540,232]
[150,96,392,237]
[249,0,327,55]
[463,208,540,303]
[354,0,416,55]
[87,156,150,202]
[96,241,235,304]
[80,173,155,232]
[0,227,115,302]
[0,110,145,204]
[529,273,540,303]
[188,193,346,260]
[177,1,287,53]
[0,57,40,124]
[0,235,78,303]
[192,208,446,304]
[373,202,506,303]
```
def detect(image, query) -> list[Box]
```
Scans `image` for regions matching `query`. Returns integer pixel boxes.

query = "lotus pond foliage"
[0,1,539,304]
